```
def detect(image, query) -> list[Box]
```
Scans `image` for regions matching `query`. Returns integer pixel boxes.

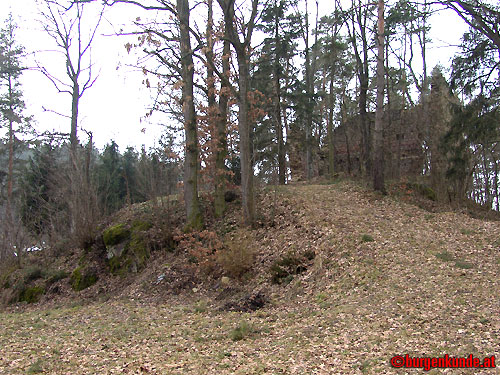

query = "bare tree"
[37,0,103,160]
[36,0,104,241]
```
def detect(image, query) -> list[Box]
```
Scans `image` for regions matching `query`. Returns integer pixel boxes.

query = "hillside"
[1,181,499,374]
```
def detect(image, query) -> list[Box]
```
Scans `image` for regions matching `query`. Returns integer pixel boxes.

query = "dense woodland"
[0,0,499,261]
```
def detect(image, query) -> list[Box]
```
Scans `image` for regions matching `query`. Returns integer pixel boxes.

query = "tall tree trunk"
[6,75,14,226]
[178,0,203,230]
[70,82,79,161]
[274,0,286,185]
[327,77,335,179]
[304,0,312,180]
[349,2,370,176]
[373,0,385,193]
[214,37,230,217]
[236,52,255,224]
[217,0,258,226]
[207,0,227,217]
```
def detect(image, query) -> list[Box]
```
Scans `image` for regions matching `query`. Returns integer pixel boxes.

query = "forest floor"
[1,181,500,374]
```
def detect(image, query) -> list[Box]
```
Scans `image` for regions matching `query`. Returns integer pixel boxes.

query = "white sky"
[0,0,467,151]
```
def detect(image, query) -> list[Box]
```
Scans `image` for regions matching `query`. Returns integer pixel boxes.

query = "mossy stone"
[106,221,151,275]
[102,224,130,247]
[19,285,45,303]
[70,266,98,291]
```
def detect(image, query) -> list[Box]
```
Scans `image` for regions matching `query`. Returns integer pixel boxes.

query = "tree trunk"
[274,0,286,185]
[214,37,230,217]
[327,77,335,179]
[217,0,257,226]
[178,0,203,230]
[236,52,255,225]
[304,0,313,180]
[373,0,385,193]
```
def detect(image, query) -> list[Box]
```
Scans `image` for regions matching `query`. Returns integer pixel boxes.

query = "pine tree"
[0,14,29,253]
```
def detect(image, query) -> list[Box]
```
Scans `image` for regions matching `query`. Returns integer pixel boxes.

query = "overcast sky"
[0,0,467,151]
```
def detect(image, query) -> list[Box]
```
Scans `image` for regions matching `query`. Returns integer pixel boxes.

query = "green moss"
[107,222,151,275]
[70,267,98,291]
[131,220,152,232]
[183,211,204,232]
[103,224,130,247]
[19,285,45,303]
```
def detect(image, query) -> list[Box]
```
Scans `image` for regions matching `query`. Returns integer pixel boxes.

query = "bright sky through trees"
[0,0,467,150]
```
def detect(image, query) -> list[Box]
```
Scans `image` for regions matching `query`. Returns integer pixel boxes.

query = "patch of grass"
[316,293,328,303]
[194,301,207,313]
[454,260,473,269]
[230,320,253,341]
[27,359,43,374]
[424,214,434,220]
[435,251,454,262]
[361,234,374,242]
[460,228,475,235]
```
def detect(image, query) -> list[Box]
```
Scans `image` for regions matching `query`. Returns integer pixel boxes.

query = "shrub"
[19,286,45,303]
[217,232,254,278]
[23,266,44,283]
[175,230,223,275]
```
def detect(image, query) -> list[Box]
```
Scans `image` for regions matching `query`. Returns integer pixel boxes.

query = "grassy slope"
[1,181,499,374]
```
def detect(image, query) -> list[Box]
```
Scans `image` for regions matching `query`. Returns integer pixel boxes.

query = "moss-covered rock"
[70,266,98,291]
[19,285,45,303]
[103,220,152,275]
[103,224,130,247]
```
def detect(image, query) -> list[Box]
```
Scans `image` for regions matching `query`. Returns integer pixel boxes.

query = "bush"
[19,285,45,303]
[217,231,254,278]
[23,266,44,283]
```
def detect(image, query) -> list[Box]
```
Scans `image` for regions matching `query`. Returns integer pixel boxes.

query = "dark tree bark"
[373,0,386,193]
[216,0,258,225]
[273,0,286,185]
[347,0,371,176]
[178,0,203,230]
